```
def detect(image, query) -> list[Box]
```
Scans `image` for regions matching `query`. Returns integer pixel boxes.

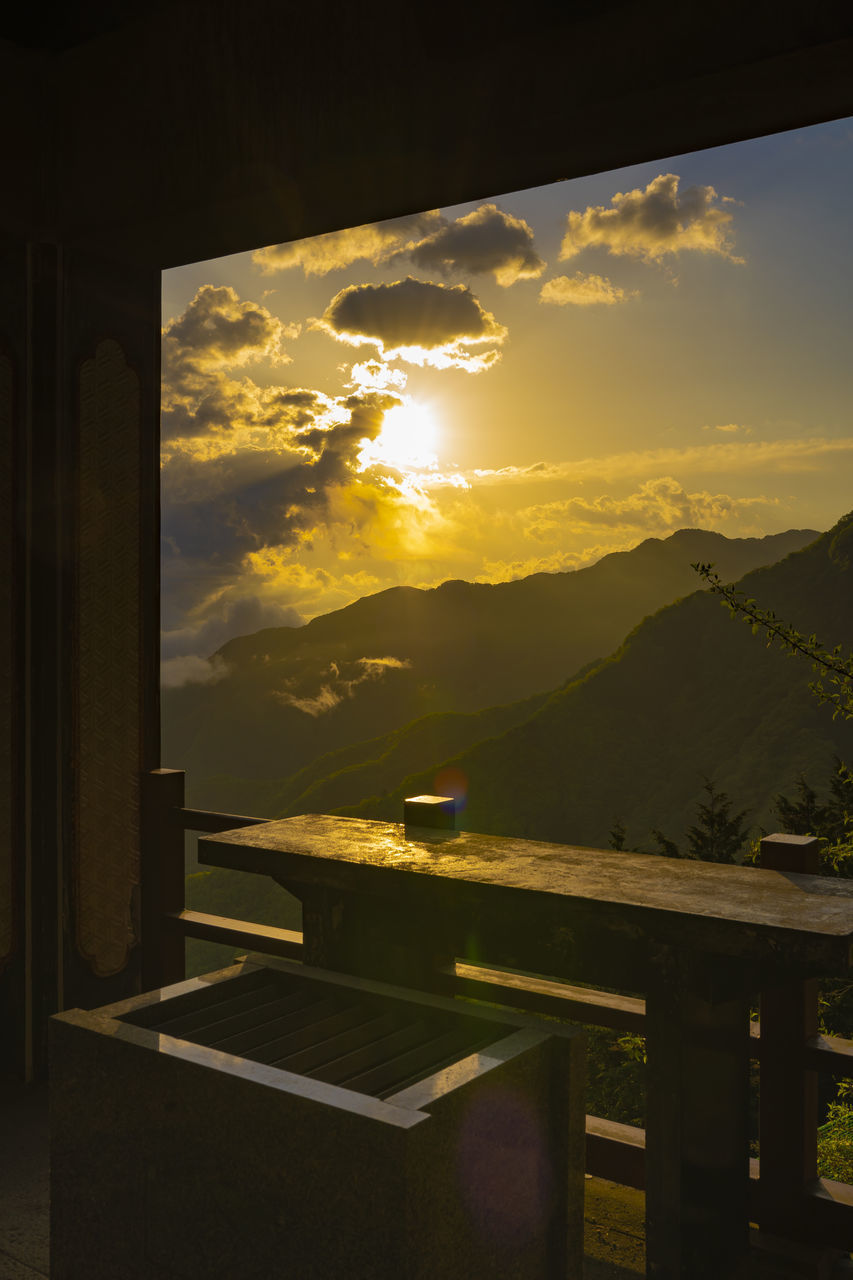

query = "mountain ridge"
[163,525,819,794]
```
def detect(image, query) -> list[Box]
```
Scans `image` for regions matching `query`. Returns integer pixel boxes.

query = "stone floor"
[0,1075,644,1278]
[0,1080,49,1280]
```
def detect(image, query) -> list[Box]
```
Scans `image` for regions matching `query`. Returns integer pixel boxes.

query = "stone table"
[199,815,853,1279]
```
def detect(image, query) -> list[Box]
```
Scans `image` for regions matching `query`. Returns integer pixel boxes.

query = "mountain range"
[165,526,816,811]
[340,514,853,848]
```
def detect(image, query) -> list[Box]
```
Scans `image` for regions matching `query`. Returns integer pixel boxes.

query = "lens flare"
[434,766,468,811]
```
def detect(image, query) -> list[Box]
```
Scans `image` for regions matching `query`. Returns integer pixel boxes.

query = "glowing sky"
[161,117,853,682]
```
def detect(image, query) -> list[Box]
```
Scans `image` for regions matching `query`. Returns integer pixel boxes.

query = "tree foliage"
[685,780,750,863]
[644,779,750,863]
[693,560,853,721]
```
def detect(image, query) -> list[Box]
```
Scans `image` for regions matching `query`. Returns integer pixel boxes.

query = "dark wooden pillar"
[140,768,186,990]
[0,242,70,1080]
[0,327,14,1070]
[644,947,751,1279]
[0,244,32,1078]
[757,834,821,1239]
[0,241,161,1079]
[61,248,161,1020]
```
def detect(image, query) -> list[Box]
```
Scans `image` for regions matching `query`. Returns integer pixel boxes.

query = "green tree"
[685,779,750,863]
[774,774,831,838]
[647,780,750,863]
[650,828,682,859]
[773,758,853,849]
[608,818,628,851]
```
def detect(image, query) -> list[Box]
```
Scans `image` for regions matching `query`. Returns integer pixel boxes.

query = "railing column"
[141,768,186,990]
[644,947,751,1278]
[758,833,821,1240]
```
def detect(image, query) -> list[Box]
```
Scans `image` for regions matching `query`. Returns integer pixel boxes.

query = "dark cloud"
[259,388,323,431]
[164,283,291,375]
[165,391,393,556]
[406,204,545,285]
[161,284,300,440]
[318,276,505,353]
[560,174,742,264]
[161,389,399,622]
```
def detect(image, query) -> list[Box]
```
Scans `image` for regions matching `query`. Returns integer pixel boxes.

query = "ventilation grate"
[121,968,505,1100]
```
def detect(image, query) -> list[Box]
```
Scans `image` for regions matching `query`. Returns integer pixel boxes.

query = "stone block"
[51,955,585,1279]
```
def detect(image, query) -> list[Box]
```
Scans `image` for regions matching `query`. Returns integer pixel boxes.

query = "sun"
[357,401,439,474]
[377,403,438,470]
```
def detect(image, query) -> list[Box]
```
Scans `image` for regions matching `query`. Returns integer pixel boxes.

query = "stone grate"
[119,968,503,1100]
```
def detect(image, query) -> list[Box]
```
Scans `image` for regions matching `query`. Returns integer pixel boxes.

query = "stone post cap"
[403,795,457,829]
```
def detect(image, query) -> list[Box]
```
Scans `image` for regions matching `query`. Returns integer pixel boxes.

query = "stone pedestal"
[51,955,585,1279]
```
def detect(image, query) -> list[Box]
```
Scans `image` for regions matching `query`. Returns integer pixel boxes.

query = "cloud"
[162,284,304,442]
[539,272,635,306]
[161,594,304,661]
[238,558,385,620]
[703,422,751,435]
[405,204,545,286]
[474,545,624,582]
[274,655,412,716]
[315,276,506,370]
[347,360,409,392]
[163,388,399,565]
[358,655,411,673]
[161,286,452,639]
[164,284,294,377]
[253,203,544,287]
[466,436,853,488]
[277,684,344,716]
[160,654,229,689]
[521,477,777,537]
[252,211,444,275]
[560,174,742,264]
[160,280,462,635]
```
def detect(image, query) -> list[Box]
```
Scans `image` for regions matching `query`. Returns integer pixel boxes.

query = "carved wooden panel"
[76,339,141,976]
[0,353,13,972]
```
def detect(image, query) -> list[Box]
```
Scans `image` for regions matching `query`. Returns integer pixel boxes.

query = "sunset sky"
[161,116,853,683]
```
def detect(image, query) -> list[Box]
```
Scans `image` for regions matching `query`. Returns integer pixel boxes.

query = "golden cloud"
[474,544,624,582]
[539,272,635,306]
[164,284,294,374]
[467,436,853,487]
[703,422,752,435]
[521,477,778,535]
[560,174,743,264]
[252,211,444,275]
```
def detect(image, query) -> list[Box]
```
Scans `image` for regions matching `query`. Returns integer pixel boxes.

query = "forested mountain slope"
[341,516,853,848]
